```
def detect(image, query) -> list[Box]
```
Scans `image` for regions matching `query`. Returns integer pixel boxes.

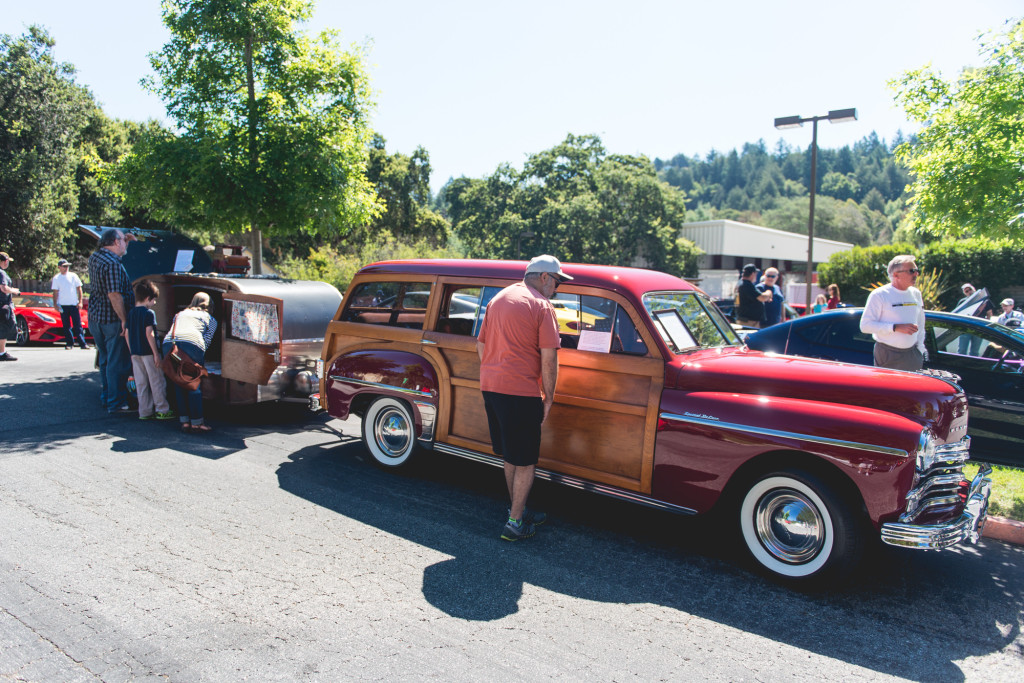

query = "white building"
[680,219,853,302]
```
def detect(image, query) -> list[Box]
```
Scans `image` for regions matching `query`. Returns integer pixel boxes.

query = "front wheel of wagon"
[739,469,862,582]
[362,397,418,468]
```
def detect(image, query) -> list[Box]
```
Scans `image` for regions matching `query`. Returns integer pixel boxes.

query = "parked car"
[13,293,92,346]
[744,308,1024,469]
[313,259,991,583]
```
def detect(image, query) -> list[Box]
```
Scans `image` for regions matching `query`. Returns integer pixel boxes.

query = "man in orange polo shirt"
[477,255,569,541]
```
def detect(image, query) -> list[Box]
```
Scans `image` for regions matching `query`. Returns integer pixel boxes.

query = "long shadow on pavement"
[277,433,1024,681]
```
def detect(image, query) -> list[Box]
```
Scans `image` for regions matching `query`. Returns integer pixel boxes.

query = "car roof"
[357,259,697,300]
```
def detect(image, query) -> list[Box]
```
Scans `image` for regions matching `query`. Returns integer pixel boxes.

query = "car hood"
[668,347,966,439]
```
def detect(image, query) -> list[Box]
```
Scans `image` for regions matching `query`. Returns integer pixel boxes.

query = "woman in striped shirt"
[163,292,218,433]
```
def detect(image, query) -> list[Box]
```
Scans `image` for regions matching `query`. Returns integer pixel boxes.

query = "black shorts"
[0,307,15,339]
[482,391,544,467]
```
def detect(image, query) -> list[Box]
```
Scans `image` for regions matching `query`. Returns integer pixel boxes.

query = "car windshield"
[13,294,53,307]
[642,291,741,352]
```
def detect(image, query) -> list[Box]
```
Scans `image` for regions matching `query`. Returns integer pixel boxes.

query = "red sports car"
[13,293,92,346]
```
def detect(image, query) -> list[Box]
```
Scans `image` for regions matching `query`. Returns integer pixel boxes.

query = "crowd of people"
[735,264,842,330]
[1,229,216,434]
[734,255,1021,372]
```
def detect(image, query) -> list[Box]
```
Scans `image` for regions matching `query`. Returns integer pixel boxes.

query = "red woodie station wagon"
[314,259,992,582]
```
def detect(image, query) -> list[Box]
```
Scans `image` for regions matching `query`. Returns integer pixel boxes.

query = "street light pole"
[774,108,857,310]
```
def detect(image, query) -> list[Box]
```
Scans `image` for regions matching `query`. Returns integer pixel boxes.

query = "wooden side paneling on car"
[541,351,665,492]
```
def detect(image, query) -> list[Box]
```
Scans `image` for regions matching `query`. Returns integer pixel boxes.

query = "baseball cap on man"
[0,252,10,262]
[58,258,70,267]
[962,283,975,292]
[1002,298,1015,307]
[525,254,573,281]
[742,263,758,277]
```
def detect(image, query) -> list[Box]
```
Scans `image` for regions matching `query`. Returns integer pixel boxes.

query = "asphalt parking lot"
[1,346,1023,681]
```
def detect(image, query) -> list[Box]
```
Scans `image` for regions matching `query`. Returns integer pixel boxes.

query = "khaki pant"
[131,354,171,416]
[873,342,924,372]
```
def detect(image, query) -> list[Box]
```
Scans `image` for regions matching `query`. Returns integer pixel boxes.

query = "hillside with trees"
[653,134,913,247]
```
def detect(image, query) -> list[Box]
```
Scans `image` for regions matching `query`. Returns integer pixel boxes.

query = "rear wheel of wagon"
[362,397,418,468]
[739,469,862,581]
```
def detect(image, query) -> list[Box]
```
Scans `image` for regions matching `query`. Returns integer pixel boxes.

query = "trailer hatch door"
[221,292,283,385]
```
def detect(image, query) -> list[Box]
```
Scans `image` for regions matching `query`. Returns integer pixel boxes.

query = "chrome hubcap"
[374,408,411,458]
[755,488,825,564]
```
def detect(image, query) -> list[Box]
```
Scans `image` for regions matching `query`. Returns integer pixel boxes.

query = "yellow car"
[550,299,607,334]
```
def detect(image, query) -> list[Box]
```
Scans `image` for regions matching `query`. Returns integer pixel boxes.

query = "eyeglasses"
[765,274,778,279]
[900,268,920,275]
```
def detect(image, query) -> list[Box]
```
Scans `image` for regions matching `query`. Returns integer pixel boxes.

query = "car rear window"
[342,281,432,329]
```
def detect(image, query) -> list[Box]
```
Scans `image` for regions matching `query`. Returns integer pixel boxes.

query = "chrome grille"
[900,436,971,524]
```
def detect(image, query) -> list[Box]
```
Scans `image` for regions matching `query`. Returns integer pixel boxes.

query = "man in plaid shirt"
[88,229,136,414]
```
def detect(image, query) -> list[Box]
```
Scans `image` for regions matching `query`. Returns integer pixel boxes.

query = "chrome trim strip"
[415,401,436,443]
[881,465,992,549]
[433,442,698,516]
[659,412,909,459]
[282,338,326,344]
[329,375,436,398]
[421,339,438,345]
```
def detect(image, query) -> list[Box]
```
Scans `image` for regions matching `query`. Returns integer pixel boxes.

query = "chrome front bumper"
[880,465,993,549]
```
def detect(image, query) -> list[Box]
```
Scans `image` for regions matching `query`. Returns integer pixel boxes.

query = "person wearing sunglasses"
[759,267,786,327]
[860,254,926,371]
[477,254,570,542]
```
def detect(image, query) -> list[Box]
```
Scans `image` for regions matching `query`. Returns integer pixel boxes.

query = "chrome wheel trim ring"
[755,488,826,564]
[373,406,412,458]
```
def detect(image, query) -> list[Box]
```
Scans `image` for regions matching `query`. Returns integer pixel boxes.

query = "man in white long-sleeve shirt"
[860,254,926,371]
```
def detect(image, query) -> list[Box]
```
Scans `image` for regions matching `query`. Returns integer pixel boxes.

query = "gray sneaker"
[501,518,536,542]
[508,508,547,526]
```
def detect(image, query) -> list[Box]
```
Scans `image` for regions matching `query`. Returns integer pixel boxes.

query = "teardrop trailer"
[80,225,341,406]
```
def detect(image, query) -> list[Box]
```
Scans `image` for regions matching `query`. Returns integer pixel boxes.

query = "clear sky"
[3,1,1020,192]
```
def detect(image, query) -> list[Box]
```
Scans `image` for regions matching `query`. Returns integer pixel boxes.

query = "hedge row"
[818,238,1024,310]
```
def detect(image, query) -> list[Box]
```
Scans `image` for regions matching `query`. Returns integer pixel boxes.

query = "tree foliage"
[655,134,911,245]
[274,234,465,294]
[116,0,378,272]
[358,134,450,246]
[78,110,165,229]
[0,26,91,276]
[819,237,1024,309]
[441,134,702,277]
[891,19,1024,239]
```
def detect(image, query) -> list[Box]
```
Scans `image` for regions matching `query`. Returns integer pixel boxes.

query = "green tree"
[117,0,378,273]
[443,135,702,277]
[358,134,450,247]
[0,26,91,276]
[891,18,1024,239]
[78,110,164,229]
[761,196,872,246]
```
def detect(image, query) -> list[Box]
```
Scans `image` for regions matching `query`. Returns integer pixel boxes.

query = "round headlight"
[294,370,316,396]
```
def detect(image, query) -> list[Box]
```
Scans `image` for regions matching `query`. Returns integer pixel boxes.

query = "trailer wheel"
[362,397,417,468]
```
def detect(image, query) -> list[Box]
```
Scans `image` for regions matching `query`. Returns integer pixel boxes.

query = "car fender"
[653,390,922,523]
[324,348,439,441]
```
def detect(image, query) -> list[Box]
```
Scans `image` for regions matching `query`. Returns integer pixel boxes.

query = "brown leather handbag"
[159,315,208,391]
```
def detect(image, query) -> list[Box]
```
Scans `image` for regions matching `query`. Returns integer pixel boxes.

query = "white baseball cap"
[525,254,573,281]
[1001,298,1014,307]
